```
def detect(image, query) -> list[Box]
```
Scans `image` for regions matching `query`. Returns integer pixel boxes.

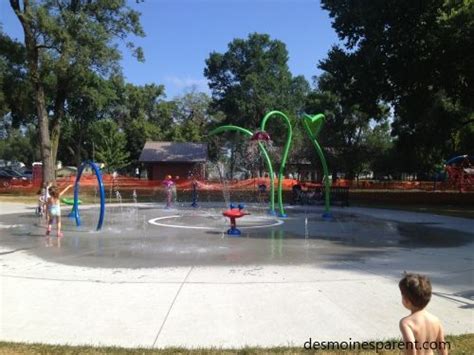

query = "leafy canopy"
[89,119,129,172]
[320,0,474,172]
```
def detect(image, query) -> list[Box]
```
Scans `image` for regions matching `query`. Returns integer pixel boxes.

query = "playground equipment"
[222,203,249,236]
[445,155,474,192]
[302,114,331,218]
[209,125,276,214]
[61,197,81,205]
[260,111,293,217]
[209,110,331,218]
[71,161,106,231]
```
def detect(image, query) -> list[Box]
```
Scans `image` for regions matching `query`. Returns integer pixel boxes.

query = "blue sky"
[1,0,339,98]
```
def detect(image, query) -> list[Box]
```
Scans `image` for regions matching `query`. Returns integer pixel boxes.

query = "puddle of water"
[0,207,472,268]
[397,223,473,248]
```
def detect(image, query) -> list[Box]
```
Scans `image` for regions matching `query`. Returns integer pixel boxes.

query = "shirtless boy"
[399,273,448,355]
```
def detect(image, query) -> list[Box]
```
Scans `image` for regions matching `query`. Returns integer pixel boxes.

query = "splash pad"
[2,200,473,270]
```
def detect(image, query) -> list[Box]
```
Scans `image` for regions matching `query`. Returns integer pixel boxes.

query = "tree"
[9,0,144,182]
[319,0,474,174]
[124,118,162,164]
[0,37,7,118]
[0,32,37,127]
[204,33,307,129]
[287,75,312,171]
[364,120,393,178]
[89,120,129,172]
[305,74,390,179]
[170,90,220,142]
[58,71,117,167]
[0,127,39,165]
[204,33,309,176]
[60,76,174,168]
[106,77,171,163]
[112,80,169,127]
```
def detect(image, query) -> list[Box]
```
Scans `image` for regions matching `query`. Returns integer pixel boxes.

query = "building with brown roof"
[138,142,208,180]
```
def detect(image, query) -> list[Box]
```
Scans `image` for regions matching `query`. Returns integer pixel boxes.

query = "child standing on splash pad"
[163,175,174,209]
[45,184,73,239]
[36,181,52,217]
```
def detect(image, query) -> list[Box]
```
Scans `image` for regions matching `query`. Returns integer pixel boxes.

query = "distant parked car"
[9,161,26,170]
[0,170,14,188]
[0,168,30,186]
[0,167,30,180]
[21,169,33,179]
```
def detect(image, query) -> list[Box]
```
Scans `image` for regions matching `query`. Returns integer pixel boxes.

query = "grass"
[0,334,473,354]
[0,194,39,203]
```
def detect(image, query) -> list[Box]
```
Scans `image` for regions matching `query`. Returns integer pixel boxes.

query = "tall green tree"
[0,127,39,165]
[320,0,474,173]
[0,36,7,118]
[170,90,221,142]
[58,71,117,166]
[89,119,129,172]
[204,33,309,176]
[305,74,390,179]
[124,118,162,164]
[204,33,307,129]
[58,76,172,167]
[107,77,171,163]
[9,0,144,182]
[0,32,36,127]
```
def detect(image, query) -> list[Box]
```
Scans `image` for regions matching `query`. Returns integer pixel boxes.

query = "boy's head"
[399,273,432,310]
[49,186,58,198]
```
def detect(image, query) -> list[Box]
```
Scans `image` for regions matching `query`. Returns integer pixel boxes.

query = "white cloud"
[165,76,209,92]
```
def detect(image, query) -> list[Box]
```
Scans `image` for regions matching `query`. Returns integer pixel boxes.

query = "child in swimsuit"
[46,184,72,238]
[163,175,174,208]
[36,181,52,217]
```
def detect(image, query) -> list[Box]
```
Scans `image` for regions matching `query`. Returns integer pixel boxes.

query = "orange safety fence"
[1,174,473,193]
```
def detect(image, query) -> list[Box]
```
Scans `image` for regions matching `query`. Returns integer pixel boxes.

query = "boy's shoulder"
[399,314,413,328]
[401,310,441,328]
[423,310,441,325]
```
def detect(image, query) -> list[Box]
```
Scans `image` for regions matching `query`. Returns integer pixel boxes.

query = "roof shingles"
[139,142,208,163]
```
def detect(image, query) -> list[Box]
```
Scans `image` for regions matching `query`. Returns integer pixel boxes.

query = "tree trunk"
[11,0,54,183]
[51,57,69,170]
[51,98,65,170]
[35,84,54,183]
[74,123,84,168]
[51,120,60,172]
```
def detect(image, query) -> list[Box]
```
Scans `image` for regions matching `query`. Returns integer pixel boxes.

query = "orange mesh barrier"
[1,173,473,193]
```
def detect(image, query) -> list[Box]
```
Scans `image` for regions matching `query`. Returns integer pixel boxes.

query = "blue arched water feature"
[71,161,106,230]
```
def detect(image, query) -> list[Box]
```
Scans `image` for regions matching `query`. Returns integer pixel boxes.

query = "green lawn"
[0,334,473,354]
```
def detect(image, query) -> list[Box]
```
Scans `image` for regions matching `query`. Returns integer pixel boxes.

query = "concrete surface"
[0,201,472,349]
